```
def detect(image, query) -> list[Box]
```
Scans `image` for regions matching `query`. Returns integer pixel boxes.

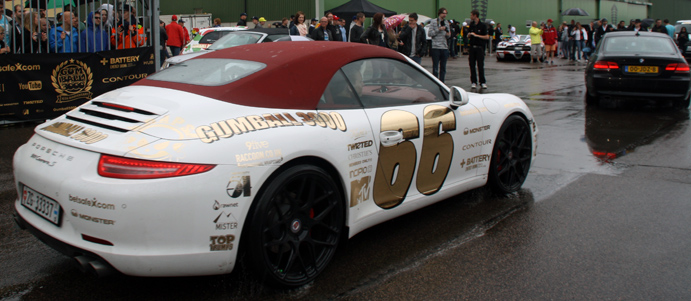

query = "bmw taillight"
[593,61,619,70]
[665,63,690,73]
[98,155,215,179]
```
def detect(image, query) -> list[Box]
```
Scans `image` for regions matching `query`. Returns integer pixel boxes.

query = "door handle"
[380,131,403,147]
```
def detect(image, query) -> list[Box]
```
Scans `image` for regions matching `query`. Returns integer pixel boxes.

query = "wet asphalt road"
[1,53,690,300]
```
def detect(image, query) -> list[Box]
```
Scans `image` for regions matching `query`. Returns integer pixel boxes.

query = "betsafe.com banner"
[0,47,155,122]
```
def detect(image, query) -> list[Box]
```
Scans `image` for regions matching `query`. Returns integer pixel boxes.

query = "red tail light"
[100,102,135,112]
[98,155,215,179]
[665,63,690,73]
[593,61,619,70]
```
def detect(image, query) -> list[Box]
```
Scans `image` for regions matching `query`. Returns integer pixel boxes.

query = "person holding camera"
[467,9,489,89]
[428,7,451,82]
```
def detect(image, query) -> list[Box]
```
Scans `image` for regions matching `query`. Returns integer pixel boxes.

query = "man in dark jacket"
[650,19,666,34]
[311,17,333,41]
[237,13,247,26]
[325,12,342,41]
[398,13,427,64]
[594,18,613,46]
[349,13,364,42]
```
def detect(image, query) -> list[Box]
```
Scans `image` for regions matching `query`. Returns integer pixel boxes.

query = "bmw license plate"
[21,185,61,225]
[626,65,658,73]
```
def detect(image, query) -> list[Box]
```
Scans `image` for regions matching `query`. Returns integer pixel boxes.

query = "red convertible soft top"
[134,41,407,109]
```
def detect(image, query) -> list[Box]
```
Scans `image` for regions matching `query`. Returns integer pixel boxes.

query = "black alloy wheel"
[246,165,344,288]
[488,115,533,194]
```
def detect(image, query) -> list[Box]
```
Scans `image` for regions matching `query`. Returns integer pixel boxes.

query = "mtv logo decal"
[350,176,371,207]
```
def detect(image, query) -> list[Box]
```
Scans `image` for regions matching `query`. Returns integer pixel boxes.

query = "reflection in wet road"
[1,56,691,299]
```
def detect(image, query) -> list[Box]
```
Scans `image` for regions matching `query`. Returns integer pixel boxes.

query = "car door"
[340,58,484,212]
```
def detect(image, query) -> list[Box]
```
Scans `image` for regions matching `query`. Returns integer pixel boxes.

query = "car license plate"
[626,65,658,73]
[21,185,61,226]
[515,50,521,55]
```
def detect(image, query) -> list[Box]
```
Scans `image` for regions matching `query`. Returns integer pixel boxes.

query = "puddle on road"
[527,86,586,102]
[584,105,690,162]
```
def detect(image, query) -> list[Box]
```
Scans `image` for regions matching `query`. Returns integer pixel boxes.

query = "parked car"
[584,31,691,107]
[181,26,247,54]
[164,28,307,69]
[496,35,545,61]
[13,42,537,288]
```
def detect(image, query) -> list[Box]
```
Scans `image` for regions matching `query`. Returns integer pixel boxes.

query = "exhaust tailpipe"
[73,255,114,278]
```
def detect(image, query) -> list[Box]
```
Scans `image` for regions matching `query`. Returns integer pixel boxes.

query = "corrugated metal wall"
[650,0,691,23]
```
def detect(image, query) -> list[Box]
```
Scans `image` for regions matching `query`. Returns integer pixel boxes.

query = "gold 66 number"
[373,105,456,209]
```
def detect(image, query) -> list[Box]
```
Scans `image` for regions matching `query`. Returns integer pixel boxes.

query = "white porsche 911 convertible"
[13,42,538,287]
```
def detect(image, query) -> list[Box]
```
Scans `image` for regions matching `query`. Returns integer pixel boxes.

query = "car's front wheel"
[488,115,532,194]
[245,165,344,288]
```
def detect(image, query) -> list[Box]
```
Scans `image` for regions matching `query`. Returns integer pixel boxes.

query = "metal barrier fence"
[2,0,160,67]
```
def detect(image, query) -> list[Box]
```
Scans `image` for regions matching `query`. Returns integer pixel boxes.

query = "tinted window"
[603,36,677,54]
[200,31,225,44]
[208,33,263,50]
[148,59,266,86]
[341,59,447,108]
[317,70,362,109]
[262,34,288,42]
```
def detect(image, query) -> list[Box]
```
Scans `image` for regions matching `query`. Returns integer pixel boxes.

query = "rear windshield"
[208,33,263,50]
[603,36,677,54]
[147,59,266,86]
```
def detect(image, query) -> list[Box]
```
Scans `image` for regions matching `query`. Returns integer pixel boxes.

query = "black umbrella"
[562,8,590,16]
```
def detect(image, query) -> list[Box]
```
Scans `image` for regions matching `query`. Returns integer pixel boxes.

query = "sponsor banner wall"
[0,47,155,121]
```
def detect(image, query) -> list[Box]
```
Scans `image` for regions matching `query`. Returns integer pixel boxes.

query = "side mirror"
[450,86,469,107]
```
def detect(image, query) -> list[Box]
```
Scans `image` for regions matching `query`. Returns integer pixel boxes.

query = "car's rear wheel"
[245,165,344,288]
[675,95,690,109]
[585,89,599,106]
[488,115,532,194]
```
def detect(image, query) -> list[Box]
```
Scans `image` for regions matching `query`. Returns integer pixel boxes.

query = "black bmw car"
[585,31,691,108]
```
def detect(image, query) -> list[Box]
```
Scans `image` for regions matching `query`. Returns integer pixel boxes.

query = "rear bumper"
[587,72,691,99]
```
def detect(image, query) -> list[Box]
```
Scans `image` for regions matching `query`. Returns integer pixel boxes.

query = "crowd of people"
[552,18,685,64]
[246,8,497,88]
[0,2,151,54]
[3,2,686,88]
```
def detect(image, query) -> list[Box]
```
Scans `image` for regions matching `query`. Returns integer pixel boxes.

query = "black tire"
[675,96,690,109]
[488,115,532,194]
[245,165,344,288]
[585,89,599,106]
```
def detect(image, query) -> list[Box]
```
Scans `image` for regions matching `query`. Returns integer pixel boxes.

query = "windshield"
[208,32,264,50]
[199,31,234,44]
[509,35,530,43]
[148,59,266,86]
[603,36,677,54]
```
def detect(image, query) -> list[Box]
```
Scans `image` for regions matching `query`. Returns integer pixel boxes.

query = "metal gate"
[5,0,161,67]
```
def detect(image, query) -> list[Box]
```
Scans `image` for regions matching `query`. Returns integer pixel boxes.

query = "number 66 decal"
[373,105,456,209]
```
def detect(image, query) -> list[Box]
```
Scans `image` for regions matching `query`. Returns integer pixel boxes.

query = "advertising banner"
[0,47,155,121]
